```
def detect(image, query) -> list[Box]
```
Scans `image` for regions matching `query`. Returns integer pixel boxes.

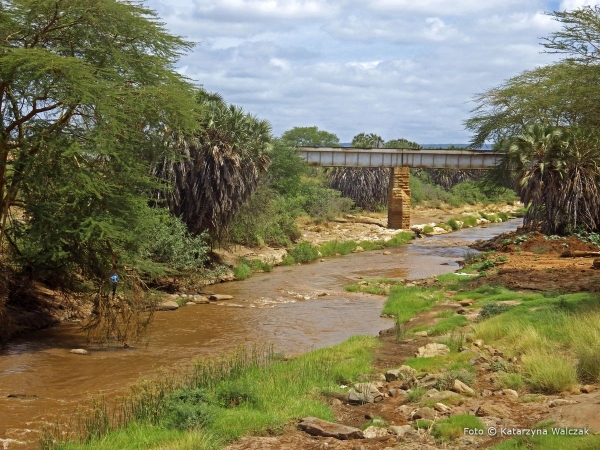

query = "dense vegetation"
[466,6,600,234]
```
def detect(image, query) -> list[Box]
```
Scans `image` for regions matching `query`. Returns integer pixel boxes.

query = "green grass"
[405,387,427,403]
[318,240,359,257]
[433,309,456,319]
[44,337,379,450]
[232,262,252,280]
[382,286,443,324]
[432,414,484,441]
[491,434,600,449]
[345,278,398,296]
[382,232,414,247]
[401,351,474,375]
[427,315,469,336]
[51,424,220,450]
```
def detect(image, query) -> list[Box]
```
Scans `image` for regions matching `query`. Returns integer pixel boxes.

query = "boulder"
[549,399,578,407]
[476,404,509,418]
[70,349,88,355]
[156,301,179,311]
[385,365,417,381]
[411,407,437,421]
[209,294,234,301]
[581,385,595,394]
[389,425,414,437]
[298,417,364,440]
[434,403,451,413]
[451,379,476,396]
[416,343,450,358]
[363,426,389,439]
[348,387,383,404]
[193,296,210,304]
[501,389,519,399]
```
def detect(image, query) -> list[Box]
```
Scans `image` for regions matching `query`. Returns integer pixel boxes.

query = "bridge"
[298,147,502,230]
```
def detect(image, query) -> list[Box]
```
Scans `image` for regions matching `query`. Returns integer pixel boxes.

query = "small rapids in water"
[0,220,520,449]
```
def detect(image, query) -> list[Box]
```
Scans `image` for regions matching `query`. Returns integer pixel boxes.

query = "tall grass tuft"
[570,313,600,383]
[522,351,577,394]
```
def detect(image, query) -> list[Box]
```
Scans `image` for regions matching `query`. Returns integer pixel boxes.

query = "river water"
[0,220,519,449]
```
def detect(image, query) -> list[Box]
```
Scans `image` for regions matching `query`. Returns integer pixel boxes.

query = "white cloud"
[559,0,597,10]
[146,0,567,142]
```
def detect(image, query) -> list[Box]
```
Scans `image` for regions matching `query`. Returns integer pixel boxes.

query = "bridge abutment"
[387,167,410,230]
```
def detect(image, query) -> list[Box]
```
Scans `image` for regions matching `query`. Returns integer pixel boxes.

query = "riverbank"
[38,226,600,450]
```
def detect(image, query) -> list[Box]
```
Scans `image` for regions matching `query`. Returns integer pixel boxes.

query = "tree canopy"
[0,0,199,276]
[280,126,340,147]
[465,5,600,233]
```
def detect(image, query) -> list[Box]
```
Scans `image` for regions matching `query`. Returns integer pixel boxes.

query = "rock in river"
[209,294,234,301]
[156,301,179,311]
[70,349,89,355]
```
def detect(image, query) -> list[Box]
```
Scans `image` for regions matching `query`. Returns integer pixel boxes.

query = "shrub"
[163,389,214,430]
[478,302,514,320]
[233,262,252,280]
[288,242,319,264]
[446,218,461,231]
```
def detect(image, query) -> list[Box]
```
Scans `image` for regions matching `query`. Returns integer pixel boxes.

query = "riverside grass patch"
[281,232,413,265]
[467,287,600,393]
[490,432,600,450]
[44,336,379,450]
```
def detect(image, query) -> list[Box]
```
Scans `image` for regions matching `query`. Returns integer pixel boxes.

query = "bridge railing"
[298,147,502,169]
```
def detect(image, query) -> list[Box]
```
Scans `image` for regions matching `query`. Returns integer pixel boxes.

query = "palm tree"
[501,124,600,233]
[155,90,272,244]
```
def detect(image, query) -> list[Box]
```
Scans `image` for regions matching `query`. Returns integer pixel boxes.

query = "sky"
[144,0,596,144]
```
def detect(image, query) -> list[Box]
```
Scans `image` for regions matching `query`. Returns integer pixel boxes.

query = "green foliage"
[280,126,340,147]
[432,415,484,441]
[233,263,252,281]
[163,389,214,431]
[383,286,443,325]
[288,242,320,264]
[405,387,427,403]
[478,302,514,320]
[230,185,302,248]
[156,89,272,244]
[0,0,199,281]
[137,209,209,274]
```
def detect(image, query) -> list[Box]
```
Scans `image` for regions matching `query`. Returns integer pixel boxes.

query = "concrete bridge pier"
[387,167,410,230]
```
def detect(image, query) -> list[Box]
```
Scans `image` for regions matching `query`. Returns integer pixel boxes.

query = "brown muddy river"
[0,220,519,449]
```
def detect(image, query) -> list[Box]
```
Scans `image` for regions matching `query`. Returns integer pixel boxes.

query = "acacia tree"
[0,0,198,274]
[280,126,340,147]
[465,6,600,234]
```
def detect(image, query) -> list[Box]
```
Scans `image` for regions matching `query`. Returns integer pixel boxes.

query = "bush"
[233,262,252,280]
[288,242,319,264]
[478,302,514,320]
[163,389,214,431]
[139,209,209,272]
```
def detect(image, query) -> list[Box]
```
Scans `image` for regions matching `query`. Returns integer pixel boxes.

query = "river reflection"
[0,219,520,449]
